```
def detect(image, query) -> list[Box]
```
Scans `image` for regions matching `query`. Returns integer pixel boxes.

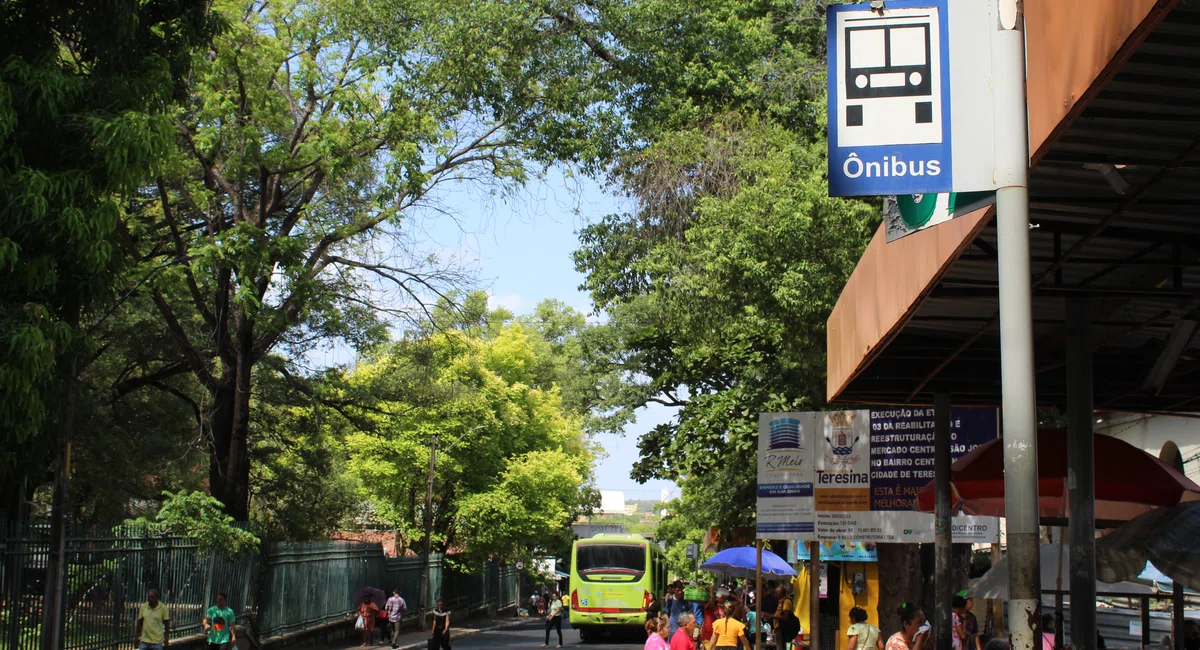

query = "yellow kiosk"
[789,541,880,650]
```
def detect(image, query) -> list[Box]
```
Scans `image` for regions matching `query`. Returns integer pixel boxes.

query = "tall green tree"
[0,0,215,512]
[115,0,631,518]
[338,301,595,555]
[570,1,878,533]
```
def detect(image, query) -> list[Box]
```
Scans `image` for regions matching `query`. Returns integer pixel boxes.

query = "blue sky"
[419,169,681,502]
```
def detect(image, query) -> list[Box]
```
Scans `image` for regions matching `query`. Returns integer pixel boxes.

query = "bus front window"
[576,544,646,581]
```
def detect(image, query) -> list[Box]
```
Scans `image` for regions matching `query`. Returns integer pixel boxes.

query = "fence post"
[5,521,25,650]
[113,536,126,647]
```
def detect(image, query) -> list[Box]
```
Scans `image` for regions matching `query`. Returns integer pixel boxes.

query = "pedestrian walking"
[430,600,452,650]
[957,594,980,650]
[700,589,721,647]
[847,607,882,650]
[951,597,969,650]
[646,591,662,622]
[385,589,408,648]
[1040,615,1056,650]
[885,604,929,650]
[645,617,671,650]
[376,602,390,644]
[707,600,749,650]
[202,592,236,650]
[135,590,171,650]
[745,607,763,649]
[772,587,794,650]
[759,585,777,640]
[775,605,801,650]
[667,584,686,637]
[356,596,379,647]
[672,613,698,650]
[542,590,564,648]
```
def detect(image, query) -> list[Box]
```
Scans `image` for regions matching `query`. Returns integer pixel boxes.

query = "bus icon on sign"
[835,7,943,148]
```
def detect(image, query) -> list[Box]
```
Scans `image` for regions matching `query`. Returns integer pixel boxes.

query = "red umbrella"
[914,429,1200,521]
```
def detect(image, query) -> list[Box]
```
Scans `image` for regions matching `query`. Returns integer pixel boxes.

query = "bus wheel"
[578,626,590,642]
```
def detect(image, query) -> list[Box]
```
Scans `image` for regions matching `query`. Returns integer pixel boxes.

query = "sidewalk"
[310,614,536,650]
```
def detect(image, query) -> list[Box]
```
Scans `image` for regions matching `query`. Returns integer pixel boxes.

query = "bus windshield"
[576,544,646,580]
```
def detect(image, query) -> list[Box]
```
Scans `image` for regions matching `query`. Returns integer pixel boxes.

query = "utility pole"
[42,357,75,650]
[934,393,953,650]
[993,3,1042,650]
[418,434,438,632]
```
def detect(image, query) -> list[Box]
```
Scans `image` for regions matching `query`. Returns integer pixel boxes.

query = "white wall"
[1097,413,1200,481]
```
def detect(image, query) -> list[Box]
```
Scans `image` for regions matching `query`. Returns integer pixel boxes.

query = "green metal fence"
[0,524,516,650]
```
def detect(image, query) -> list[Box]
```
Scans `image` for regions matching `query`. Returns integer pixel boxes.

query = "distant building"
[572,523,627,538]
[660,488,671,504]
[599,490,626,515]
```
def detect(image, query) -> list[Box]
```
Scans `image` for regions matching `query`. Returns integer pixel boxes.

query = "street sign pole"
[992,4,1041,650]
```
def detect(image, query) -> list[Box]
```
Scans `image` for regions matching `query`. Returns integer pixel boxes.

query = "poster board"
[757,408,1000,543]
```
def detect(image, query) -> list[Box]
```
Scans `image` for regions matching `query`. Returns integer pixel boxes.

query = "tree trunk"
[952,544,972,595]
[207,350,252,520]
[877,543,922,633]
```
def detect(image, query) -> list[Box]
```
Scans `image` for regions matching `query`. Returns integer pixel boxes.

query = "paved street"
[447,620,643,649]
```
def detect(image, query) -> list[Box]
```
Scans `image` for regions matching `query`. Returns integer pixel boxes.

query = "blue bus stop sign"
[827,0,953,197]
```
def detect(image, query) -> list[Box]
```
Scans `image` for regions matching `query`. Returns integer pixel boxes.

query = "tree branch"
[545,8,624,66]
[158,180,219,330]
[111,361,193,400]
[149,290,218,389]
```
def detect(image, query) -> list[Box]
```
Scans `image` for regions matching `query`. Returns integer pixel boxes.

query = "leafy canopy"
[0,0,215,482]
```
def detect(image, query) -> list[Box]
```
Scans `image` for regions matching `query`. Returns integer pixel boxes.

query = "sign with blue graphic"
[757,414,816,538]
[827,0,1000,198]
[789,540,878,563]
[828,0,952,196]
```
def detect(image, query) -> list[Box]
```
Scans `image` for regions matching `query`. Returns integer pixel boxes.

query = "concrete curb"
[394,619,534,650]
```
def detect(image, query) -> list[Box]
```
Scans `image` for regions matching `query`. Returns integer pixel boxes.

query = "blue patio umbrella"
[700,546,797,579]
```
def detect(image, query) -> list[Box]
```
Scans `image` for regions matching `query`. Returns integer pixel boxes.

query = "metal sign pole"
[809,541,820,650]
[756,541,763,650]
[992,3,1041,650]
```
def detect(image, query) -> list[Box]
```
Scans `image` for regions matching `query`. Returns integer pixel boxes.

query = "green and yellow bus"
[569,533,667,641]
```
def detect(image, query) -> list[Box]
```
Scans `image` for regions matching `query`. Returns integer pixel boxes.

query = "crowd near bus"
[636,585,1013,650]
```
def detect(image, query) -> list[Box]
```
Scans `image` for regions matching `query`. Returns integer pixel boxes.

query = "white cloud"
[487,293,522,312]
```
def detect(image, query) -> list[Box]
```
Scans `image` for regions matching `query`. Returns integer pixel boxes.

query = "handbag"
[355,615,365,630]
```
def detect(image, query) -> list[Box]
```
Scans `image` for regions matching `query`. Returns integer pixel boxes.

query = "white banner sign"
[757,409,1000,543]
[756,414,815,539]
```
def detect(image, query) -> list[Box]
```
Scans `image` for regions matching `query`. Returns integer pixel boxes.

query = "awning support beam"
[1066,297,1097,650]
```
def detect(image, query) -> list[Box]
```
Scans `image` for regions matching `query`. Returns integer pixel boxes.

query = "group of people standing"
[642,585,1000,650]
[353,589,449,650]
[643,580,802,650]
[871,598,1001,650]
